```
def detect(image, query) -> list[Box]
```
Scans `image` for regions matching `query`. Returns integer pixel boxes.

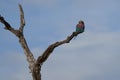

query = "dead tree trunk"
[0,4,81,80]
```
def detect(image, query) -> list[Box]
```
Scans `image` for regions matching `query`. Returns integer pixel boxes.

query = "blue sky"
[0,0,120,80]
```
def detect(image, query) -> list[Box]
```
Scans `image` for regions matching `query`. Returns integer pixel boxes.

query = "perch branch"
[37,32,80,65]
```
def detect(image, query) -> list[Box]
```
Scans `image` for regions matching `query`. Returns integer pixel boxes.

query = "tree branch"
[37,32,80,65]
[0,4,35,73]
[0,15,17,34]
[0,4,82,80]
[19,4,25,32]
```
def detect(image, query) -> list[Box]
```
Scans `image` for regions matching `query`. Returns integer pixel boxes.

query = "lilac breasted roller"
[76,20,85,33]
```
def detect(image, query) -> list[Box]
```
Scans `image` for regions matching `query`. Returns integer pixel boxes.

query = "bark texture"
[0,4,81,80]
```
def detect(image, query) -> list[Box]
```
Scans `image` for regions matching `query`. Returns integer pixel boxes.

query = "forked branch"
[0,4,35,73]
[0,4,81,80]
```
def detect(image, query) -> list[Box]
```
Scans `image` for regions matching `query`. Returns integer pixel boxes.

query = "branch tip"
[19,4,25,31]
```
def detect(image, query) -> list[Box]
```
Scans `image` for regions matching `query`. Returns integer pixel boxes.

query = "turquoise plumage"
[76,21,85,33]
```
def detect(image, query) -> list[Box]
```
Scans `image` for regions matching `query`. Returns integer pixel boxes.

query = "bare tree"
[0,4,81,80]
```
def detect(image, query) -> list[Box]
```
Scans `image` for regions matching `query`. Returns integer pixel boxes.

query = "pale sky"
[0,0,120,80]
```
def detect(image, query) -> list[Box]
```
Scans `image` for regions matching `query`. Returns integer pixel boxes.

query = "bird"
[76,20,85,33]
[73,20,85,39]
